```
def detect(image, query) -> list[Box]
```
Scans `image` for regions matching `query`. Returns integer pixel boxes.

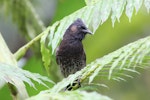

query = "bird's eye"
[78,26,86,29]
[81,26,86,29]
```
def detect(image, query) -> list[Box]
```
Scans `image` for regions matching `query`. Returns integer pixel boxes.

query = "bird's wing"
[82,50,86,67]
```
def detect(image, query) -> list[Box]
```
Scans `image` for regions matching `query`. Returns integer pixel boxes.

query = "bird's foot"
[64,78,81,91]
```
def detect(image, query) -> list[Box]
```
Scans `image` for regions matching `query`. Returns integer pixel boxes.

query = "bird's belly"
[59,57,84,77]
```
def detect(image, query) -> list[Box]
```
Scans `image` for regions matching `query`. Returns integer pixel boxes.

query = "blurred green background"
[0,0,150,100]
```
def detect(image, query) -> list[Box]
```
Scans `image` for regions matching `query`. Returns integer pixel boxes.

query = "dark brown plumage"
[56,18,92,78]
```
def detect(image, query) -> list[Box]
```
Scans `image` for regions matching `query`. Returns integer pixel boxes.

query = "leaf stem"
[14,31,45,61]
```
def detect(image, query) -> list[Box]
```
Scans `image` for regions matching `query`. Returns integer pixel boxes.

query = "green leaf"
[0,0,45,39]
[48,35,150,92]
[0,33,17,67]
[26,90,112,100]
[40,0,150,69]
[144,0,150,13]
[0,63,55,89]
[0,33,28,99]
[40,22,60,73]
[0,33,55,99]
[0,33,55,88]
[40,27,51,74]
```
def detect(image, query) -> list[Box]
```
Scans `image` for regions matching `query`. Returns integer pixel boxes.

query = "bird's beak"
[82,29,93,35]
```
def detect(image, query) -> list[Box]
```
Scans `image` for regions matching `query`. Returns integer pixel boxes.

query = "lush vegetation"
[0,0,150,100]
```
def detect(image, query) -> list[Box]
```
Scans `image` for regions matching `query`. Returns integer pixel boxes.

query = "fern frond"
[0,63,54,89]
[26,90,112,100]
[0,33,54,88]
[48,35,150,92]
[40,0,150,71]
[0,33,54,99]
[48,0,150,54]
[0,0,45,39]
[87,36,150,82]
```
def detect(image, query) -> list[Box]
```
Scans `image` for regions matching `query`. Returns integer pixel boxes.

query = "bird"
[56,18,92,90]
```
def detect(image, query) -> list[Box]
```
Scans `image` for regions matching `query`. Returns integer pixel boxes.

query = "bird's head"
[64,18,92,41]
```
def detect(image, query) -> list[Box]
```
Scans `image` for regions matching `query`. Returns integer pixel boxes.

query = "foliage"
[41,0,150,71]
[42,35,150,93]
[0,0,150,100]
[0,0,45,40]
[26,90,112,100]
[0,33,54,99]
